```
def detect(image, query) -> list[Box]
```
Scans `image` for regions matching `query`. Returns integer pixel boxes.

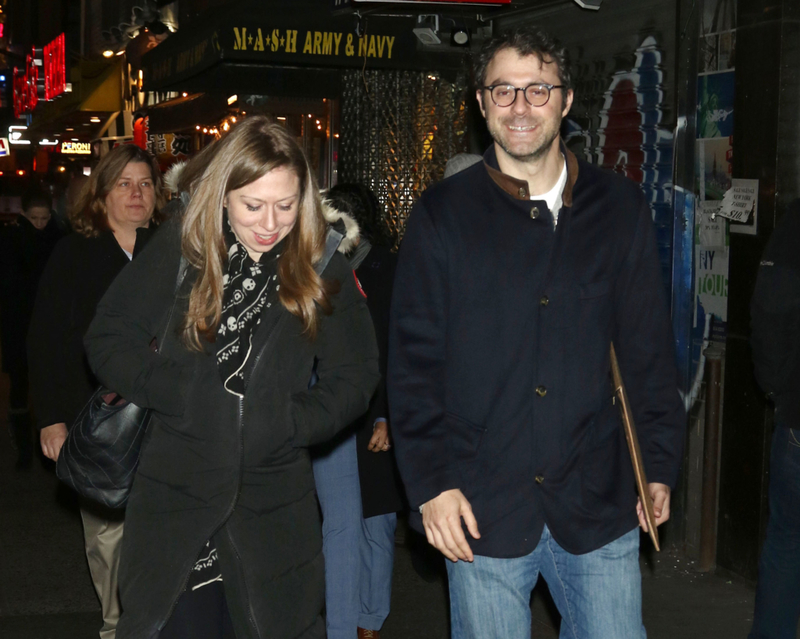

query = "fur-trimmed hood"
[163,161,359,254]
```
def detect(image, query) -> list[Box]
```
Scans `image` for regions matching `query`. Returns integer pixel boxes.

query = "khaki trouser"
[80,501,124,639]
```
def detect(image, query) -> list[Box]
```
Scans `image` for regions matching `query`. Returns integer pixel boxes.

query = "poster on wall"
[726,178,759,235]
[695,201,729,341]
[696,137,732,201]
[697,71,735,138]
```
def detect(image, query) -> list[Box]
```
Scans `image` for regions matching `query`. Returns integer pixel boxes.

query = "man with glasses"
[389,27,684,638]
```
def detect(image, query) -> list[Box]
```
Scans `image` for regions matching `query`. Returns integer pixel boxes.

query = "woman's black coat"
[84,219,380,639]
[27,229,152,430]
[353,244,406,518]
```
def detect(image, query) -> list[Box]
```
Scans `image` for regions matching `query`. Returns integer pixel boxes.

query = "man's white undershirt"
[531,155,568,228]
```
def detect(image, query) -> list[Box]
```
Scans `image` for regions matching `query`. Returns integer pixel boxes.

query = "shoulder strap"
[315,225,345,276]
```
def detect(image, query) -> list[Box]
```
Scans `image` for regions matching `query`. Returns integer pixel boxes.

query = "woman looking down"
[84,117,380,639]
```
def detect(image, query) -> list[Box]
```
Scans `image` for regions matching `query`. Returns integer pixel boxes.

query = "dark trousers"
[159,581,236,639]
[750,426,800,639]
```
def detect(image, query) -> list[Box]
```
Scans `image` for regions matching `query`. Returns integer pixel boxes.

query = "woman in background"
[28,144,166,639]
[0,189,64,469]
[313,183,405,639]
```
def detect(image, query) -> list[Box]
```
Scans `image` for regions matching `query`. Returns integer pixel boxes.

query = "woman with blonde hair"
[28,144,166,639]
[84,116,380,639]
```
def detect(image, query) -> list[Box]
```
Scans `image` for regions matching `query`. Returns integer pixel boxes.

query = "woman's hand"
[40,423,68,461]
[368,419,391,453]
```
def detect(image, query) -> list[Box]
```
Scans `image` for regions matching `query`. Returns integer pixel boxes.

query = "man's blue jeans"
[312,432,397,639]
[749,426,800,639]
[446,525,646,639]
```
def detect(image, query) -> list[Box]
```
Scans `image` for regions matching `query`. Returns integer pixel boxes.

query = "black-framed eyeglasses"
[482,83,566,108]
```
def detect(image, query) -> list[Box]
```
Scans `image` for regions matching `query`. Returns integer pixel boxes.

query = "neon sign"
[12,33,67,117]
[44,34,66,100]
[61,141,91,154]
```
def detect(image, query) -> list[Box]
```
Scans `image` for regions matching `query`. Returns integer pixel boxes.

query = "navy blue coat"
[388,145,685,557]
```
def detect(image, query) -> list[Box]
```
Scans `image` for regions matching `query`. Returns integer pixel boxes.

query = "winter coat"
[352,244,406,518]
[27,228,153,429]
[84,216,380,639]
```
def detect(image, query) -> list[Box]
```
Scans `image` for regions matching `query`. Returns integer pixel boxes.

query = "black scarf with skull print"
[216,218,283,397]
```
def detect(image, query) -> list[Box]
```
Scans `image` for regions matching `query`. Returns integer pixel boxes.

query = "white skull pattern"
[243,278,256,291]
[227,316,237,331]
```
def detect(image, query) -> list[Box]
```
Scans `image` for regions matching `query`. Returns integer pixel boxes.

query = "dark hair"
[473,27,571,92]
[70,144,166,238]
[326,183,393,247]
[22,189,53,213]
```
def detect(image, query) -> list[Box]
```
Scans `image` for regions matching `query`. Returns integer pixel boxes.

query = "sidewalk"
[0,371,772,639]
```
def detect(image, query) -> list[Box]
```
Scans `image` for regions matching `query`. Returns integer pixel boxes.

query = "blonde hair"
[70,145,166,237]
[180,116,335,349]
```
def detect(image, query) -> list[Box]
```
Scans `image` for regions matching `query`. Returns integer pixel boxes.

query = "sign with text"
[717,178,756,223]
[142,11,464,91]
[61,141,91,154]
[0,138,9,157]
[698,201,725,248]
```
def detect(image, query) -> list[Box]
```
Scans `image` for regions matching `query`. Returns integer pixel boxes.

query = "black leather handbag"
[56,258,187,509]
[56,386,153,509]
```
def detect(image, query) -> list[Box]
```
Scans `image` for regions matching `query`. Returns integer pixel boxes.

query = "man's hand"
[368,419,391,452]
[421,488,481,562]
[636,482,671,532]
[40,423,68,461]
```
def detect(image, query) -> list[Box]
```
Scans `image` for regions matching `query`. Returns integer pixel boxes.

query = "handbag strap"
[154,256,189,352]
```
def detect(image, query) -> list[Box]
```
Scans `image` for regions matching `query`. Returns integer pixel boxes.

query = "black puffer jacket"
[84,218,380,639]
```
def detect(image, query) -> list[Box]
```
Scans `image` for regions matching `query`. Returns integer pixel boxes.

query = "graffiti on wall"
[565,36,674,293]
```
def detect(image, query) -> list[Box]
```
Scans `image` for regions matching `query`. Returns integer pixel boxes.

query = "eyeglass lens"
[492,85,551,107]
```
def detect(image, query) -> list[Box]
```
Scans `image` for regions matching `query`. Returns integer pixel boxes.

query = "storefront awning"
[141,0,467,94]
[144,93,231,133]
[29,59,125,133]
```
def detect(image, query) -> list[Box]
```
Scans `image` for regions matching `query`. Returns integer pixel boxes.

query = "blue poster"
[697,71,735,139]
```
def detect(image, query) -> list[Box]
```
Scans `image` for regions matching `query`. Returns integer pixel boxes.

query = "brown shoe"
[357,629,380,639]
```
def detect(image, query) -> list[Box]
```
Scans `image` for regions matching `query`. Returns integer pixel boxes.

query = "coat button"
[535,475,545,484]
[530,206,539,219]
[518,187,527,198]
[540,295,549,306]
[535,385,547,397]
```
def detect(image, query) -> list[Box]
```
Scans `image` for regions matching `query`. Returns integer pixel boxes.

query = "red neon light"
[13,67,27,119]
[25,51,39,112]
[44,34,66,100]
[11,33,67,116]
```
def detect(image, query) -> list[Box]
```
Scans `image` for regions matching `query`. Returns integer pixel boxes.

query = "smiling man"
[388,28,685,638]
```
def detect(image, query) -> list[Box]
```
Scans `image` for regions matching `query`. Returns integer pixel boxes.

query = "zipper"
[163,309,285,635]
[229,397,262,637]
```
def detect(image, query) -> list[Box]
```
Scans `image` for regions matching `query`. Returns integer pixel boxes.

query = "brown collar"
[484,141,579,207]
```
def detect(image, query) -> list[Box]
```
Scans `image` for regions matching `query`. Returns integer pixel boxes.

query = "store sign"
[61,141,91,154]
[0,138,9,157]
[12,33,68,117]
[43,34,67,101]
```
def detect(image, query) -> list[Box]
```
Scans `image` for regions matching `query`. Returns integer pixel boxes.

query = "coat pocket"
[446,412,487,462]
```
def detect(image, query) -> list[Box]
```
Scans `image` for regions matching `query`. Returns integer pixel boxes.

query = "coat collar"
[483,140,578,207]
